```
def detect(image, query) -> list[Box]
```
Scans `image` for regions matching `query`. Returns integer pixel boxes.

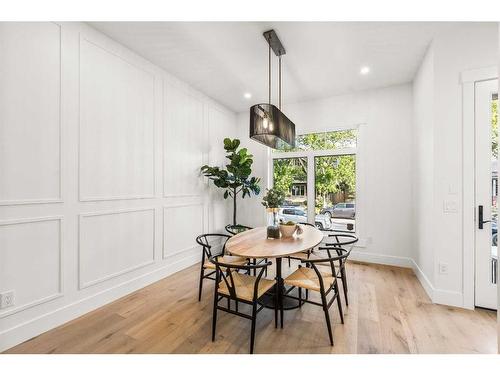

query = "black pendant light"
[250,30,296,149]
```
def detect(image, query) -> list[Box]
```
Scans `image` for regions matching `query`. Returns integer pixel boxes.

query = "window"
[271,129,357,233]
[273,157,308,222]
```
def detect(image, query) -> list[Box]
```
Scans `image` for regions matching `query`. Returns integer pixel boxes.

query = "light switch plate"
[443,200,457,213]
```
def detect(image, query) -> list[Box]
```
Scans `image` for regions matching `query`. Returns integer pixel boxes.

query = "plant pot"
[267,225,280,239]
[266,208,280,239]
[279,224,298,238]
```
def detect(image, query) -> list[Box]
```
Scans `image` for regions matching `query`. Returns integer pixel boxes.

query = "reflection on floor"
[5,261,497,354]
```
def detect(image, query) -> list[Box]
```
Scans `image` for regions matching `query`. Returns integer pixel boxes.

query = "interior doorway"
[474,78,498,310]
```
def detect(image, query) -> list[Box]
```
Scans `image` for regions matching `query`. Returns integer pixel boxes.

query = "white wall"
[0,22,235,351]
[412,23,498,307]
[238,83,415,266]
[412,43,435,295]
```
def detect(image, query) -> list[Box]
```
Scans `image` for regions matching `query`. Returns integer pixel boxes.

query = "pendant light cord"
[268,44,271,105]
[279,55,282,110]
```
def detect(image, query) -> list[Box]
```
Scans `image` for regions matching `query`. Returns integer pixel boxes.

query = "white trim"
[410,259,464,308]
[411,259,435,302]
[269,125,362,236]
[162,202,204,259]
[349,250,413,268]
[461,66,498,83]
[0,23,63,206]
[0,216,64,318]
[77,33,156,203]
[0,249,200,352]
[78,208,156,289]
[461,66,498,310]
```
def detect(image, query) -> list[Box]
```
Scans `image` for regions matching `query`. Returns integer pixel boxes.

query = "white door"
[475,78,498,310]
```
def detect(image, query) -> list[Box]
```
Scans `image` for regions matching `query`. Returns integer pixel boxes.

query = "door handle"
[478,205,491,229]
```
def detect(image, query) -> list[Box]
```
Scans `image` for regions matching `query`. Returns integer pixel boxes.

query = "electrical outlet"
[438,263,449,275]
[0,290,15,309]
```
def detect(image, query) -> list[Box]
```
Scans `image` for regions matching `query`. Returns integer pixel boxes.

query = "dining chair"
[225,224,268,277]
[282,247,348,346]
[196,233,248,301]
[225,224,253,235]
[287,222,318,266]
[320,233,358,306]
[210,255,276,354]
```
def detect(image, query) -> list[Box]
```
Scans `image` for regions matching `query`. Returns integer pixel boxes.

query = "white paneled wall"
[0,23,62,204]
[0,22,236,351]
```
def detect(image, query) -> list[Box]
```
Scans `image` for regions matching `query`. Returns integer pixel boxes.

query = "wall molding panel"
[78,35,156,202]
[78,208,156,289]
[0,22,236,352]
[163,203,204,259]
[163,82,205,198]
[0,22,63,206]
[0,216,63,319]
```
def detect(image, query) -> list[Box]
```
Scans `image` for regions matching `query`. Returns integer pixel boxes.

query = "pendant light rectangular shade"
[249,103,296,149]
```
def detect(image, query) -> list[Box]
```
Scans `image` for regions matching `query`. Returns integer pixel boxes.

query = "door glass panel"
[491,93,498,284]
[273,157,308,224]
[315,155,356,232]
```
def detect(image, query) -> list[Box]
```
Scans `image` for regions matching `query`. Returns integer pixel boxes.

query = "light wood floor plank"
[3,261,497,354]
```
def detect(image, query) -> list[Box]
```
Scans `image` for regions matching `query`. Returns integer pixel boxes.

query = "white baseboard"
[0,252,199,352]
[410,259,465,308]
[351,251,466,308]
[349,249,413,268]
[410,259,435,301]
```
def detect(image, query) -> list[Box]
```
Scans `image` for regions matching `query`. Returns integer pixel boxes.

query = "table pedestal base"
[258,286,304,310]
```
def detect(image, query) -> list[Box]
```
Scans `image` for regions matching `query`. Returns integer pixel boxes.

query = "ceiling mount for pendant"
[249,29,296,150]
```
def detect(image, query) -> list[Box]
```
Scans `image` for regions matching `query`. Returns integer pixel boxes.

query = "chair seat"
[284,267,334,292]
[218,273,276,302]
[204,255,247,270]
[288,251,313,260]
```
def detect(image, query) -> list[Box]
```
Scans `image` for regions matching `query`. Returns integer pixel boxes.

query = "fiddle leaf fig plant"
[201,138,261,226]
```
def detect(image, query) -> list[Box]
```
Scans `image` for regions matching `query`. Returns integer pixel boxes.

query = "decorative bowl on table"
[279,221,302,238]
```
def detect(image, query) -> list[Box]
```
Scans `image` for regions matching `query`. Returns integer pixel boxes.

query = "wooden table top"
[226,225,324,259]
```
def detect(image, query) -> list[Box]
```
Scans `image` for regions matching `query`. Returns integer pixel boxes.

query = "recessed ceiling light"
[244,92,252,99]
[360,66,371,75]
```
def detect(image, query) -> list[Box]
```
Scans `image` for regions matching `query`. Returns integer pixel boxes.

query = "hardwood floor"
[4,261,497,354]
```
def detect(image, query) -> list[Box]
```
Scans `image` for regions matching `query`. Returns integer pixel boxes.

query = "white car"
[278,207,331,230]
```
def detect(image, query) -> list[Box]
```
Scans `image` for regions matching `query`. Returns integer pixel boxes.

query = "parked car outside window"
[278,207,331,230]
[320,202,356,219]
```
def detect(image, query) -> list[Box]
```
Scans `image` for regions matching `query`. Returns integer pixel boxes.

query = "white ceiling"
[90,22,453,113]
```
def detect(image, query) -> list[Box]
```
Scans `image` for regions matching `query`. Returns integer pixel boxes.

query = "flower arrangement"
[261,188,285,210]
[261,188,285,239]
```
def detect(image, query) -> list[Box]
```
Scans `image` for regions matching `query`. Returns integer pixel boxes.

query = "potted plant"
[201,138,261,226]
[261,188,285,239]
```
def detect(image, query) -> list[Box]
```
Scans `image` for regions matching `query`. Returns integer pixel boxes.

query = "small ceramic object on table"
[279,221,303,238]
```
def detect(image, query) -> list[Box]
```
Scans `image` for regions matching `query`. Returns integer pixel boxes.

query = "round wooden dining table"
[225,225,324,327]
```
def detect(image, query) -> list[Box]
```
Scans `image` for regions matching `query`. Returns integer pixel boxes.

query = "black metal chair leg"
[280,292,284,329]
[198,267,204,301]
[212,292,218,341]
[321,292,334,346]
[265,259,268,277]
[305,289,309,301]
[236,300,239,312]
[298,287,302,307]
[227,297,230,310]
[341,268,348,306]
[250,302,257,354]
[336,284,345,324]
[288,257,291,267]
